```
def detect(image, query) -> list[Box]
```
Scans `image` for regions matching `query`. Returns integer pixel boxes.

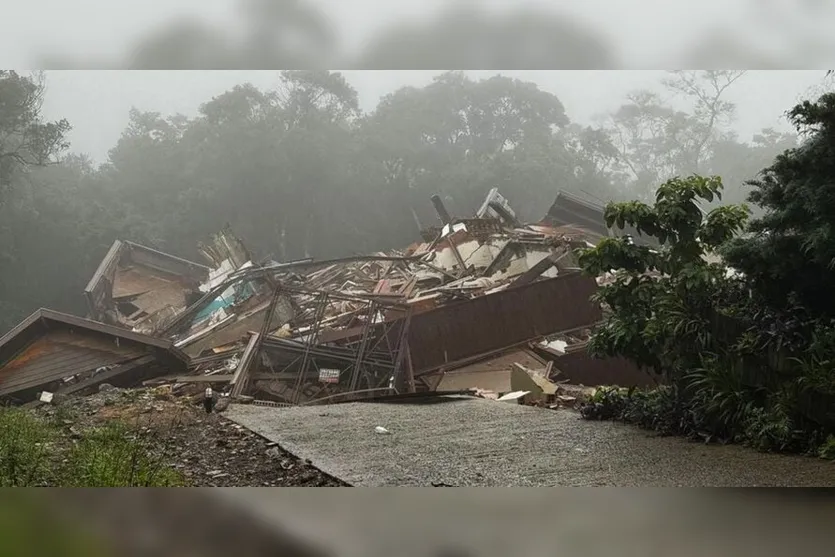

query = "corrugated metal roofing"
[542,190,661,248]
[408,272,602,374]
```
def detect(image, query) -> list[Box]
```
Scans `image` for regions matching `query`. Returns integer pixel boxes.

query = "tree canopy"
[0,70,804,335]
[722,93,835,317]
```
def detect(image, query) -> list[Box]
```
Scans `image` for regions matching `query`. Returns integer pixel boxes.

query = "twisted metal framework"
[245,284,414,405]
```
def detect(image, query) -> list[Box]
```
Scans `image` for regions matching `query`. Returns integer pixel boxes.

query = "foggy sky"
[9,1,834,66]
[40,70,826,164]
[0,1,750,63]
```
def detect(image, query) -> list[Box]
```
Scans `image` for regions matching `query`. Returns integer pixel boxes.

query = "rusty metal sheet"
[407,272,602,374]
[549,348,657,388]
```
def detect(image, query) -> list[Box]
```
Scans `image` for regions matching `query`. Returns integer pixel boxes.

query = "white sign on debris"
[319,368,340,384]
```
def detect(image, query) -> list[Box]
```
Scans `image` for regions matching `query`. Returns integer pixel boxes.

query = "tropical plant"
[578,174,750,383]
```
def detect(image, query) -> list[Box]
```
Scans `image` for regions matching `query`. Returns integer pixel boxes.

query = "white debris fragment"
[374,426,391,435]
[541,339,568,354]
[39,391,54,403]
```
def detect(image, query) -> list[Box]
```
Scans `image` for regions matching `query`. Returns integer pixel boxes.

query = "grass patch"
[0,407,54,487]
[0,406,184,487]
[61,422,184,487]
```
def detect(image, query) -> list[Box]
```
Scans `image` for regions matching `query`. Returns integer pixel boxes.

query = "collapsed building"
[0,190,655,405]
[84,239,211,334]
[543,190,661,248]
[0,309,188,404]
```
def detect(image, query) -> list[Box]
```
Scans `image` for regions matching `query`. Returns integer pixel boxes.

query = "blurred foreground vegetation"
[0,492,112,557]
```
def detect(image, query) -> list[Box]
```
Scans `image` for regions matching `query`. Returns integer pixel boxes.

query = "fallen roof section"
[543,190,661,248]
[0,308,188,403]
[83,239,211,332]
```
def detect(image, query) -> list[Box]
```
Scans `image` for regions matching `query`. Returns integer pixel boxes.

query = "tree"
[722,92,835,318]
[360,71,611,225]
[0,71,70,198]
[0,71,72,331]
[706,128,798,209]
[578,89,835,456]
[603,90,698,199]
[276,70,359,126]
[578,175,750,377]
[100,71,378,262]
[601,71,746,200]
[663,71,747,173]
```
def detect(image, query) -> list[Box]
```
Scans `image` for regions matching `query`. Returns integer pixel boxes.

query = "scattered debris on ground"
[34,386,347,487]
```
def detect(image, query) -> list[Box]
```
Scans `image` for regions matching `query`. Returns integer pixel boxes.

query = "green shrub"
[581,379,835,457]
[817,435,835,460]
[582,386,695,437]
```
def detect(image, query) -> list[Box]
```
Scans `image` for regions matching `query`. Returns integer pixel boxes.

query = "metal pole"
[348,300,378,392]
[292,292,328,403]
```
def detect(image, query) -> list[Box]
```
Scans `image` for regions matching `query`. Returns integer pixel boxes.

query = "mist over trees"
[0,70,800,333]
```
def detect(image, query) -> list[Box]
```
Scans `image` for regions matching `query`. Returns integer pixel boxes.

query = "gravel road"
[226,395,835,487]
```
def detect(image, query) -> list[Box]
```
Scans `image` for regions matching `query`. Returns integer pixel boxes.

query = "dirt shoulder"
[34,386,347,487]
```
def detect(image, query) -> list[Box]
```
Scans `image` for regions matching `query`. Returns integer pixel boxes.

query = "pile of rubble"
[0,188,656,409]
[35,384,346,486]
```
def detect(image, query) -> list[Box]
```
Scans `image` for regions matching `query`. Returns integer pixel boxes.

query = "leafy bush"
[582,386,700,438]
[577,94,835,460]
[817,435,835,460]
[581,380,834,456]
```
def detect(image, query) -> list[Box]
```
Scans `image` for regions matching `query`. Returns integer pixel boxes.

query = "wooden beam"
[169,375,235,383]
[230,333,260,398]
[405,344,416,393]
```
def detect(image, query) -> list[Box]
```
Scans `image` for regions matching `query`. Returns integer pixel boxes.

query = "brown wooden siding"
[0,330,145,396]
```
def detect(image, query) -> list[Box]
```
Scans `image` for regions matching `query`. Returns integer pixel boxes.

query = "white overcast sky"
[40,70,825,163]
[9,1,830,161]
[9,0,831,64]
